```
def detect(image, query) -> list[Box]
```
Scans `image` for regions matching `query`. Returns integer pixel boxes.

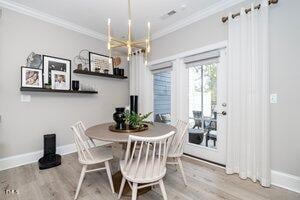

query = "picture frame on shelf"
[51,70,70,90]
[21,67,43,88]
[89,52,113,74]
[43,55,71,87]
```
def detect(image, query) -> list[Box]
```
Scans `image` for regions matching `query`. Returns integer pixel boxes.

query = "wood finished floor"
[0,153,299,200]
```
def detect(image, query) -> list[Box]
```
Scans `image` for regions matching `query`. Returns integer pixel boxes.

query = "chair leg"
[118,177,126,199]
[74,165,87,200]
[177,157,187,186]
[158,179,168,200]
[104,161,115,193]
[132,183,138,200]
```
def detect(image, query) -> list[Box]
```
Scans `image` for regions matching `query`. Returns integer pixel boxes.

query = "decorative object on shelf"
[21,67,43,88]
[44,83,51,89]
[51,70,69,90]
[107,0,151,64]
[77,63,83,70]
[113,67,125,76]
[43,55,71,89]
[123,111,153,129]
[72,80,80,91]
[130,95,138,114]
[26,52,42,69]
[113,56,127,77]
[113,107,126,130]
[120,69,124,76]
[113,57,122,67]
[95,67,101,73]
[89,52,113,74]
[103,69,109,74]
[113,67,120,76]
[74,49,90,70]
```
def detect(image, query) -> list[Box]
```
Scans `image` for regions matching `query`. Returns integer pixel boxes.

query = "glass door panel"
[188,63,218,149]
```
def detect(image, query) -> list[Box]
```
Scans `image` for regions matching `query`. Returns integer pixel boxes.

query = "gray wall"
[150,1,300,177]
[0,9,129,158]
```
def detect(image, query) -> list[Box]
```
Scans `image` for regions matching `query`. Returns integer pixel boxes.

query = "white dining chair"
[70,121,115,200]
[118,131,175,200]
[167,120,189,186]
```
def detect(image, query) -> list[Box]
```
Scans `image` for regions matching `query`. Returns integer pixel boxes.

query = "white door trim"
[147,41,227,67]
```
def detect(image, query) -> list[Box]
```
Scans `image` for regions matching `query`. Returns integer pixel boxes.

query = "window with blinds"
[151,61,172,124]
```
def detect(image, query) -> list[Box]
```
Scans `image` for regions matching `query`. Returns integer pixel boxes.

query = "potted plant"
[123,111,153,129]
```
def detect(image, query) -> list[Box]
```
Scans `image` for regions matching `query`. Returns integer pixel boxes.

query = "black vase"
[113,107,126,130]
[72,80,80,91]
[120,69,124,76]
[113,68,120,76]
[130,95,138,114]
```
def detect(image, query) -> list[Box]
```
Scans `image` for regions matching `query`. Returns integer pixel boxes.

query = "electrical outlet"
[270,94,278,104]
[21,95,31,102]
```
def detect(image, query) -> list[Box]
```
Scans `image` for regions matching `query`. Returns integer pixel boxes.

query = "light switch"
[21,95,31,102]
[270,94,278,104]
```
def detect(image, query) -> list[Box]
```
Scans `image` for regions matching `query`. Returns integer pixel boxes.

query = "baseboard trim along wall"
[0,145,299,194]
[271,170,300,193]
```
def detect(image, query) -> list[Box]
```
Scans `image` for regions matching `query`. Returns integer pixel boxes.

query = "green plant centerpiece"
[123,111,153,129]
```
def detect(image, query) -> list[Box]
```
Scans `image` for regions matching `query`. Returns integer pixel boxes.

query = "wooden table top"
[85,122,177,143]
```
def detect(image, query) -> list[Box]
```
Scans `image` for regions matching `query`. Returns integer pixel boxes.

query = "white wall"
[150,0,300,177]
[0,9,129,158]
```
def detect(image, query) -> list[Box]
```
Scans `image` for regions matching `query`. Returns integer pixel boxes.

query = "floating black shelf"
[20,87,98,94]
[73,69,128,79]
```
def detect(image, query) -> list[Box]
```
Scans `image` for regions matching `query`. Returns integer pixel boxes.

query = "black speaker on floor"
[130,95,138,114]
[38,134,61,170]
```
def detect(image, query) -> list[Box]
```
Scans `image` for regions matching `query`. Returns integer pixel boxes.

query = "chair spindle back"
[123,131,175,179]
[70,121,94,162]
[168,120,189,156]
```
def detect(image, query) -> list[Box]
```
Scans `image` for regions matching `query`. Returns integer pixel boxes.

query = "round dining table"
[85,122,177,196]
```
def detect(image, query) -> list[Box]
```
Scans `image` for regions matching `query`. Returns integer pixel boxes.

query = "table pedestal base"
[112,171,151,197]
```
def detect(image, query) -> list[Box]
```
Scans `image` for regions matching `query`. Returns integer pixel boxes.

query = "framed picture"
[89,52,113,74]
[21,67,43,88]
[43,55,71,88]
[51,70,69,90]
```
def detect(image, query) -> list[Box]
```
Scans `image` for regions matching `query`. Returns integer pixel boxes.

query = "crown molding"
[151,0,245,40]
[0,0,245,42]
[0,0,107,41]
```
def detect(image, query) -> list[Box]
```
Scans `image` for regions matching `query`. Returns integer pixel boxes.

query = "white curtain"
[226,0,271,187]
[129,51,144,96]
[129,51,153,115]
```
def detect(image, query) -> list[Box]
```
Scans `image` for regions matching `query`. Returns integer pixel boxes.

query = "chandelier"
[107,0,151,64]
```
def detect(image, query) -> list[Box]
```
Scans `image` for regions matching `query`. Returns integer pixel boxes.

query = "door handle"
[217,111,227,116]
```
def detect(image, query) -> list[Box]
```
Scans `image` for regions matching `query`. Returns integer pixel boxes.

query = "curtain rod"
[222,0,278,23]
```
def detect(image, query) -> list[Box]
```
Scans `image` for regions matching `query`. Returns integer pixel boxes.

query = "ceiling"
[3,0,241,40]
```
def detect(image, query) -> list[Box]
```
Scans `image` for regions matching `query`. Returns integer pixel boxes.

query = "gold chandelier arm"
[131,43,146,50]
[111,37,127,45]
[131,40,147,45]
[111,44,127,48]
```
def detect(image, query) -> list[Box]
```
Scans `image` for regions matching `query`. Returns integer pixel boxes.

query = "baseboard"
[0,140,110,171]
[271,170,300,193]
[0,143,77,171]
[182,155,300,194]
